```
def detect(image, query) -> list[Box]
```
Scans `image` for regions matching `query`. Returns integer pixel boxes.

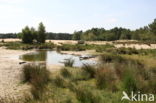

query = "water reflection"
[20,51,97,67]
[20,51,47,61]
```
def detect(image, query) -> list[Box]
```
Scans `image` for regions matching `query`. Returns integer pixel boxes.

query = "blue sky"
[0,0,156,33]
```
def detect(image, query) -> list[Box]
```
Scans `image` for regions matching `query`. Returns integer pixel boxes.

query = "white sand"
[0,47,31,99]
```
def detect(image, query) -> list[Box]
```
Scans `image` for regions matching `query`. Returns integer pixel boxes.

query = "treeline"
[0,32,72,40]
[0,33,17,38]
[1,19,156,42]
[46,32,72,40]
[72,19,156,41]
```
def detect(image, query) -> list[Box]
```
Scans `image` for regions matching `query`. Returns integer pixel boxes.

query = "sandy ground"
[114,44,156,49]
[0,47,67,100]
[0,47,32,99]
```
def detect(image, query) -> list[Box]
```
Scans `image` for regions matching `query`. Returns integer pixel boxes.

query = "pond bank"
[0,47,32,99]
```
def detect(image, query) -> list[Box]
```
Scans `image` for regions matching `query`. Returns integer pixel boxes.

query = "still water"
[20,51,97,67]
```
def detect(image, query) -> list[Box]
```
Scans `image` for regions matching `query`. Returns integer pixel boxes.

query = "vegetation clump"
[23,64,50,100]
[64,58,75,67]
[19,22,46,44]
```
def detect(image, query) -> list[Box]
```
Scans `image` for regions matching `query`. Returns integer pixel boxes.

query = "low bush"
[100,53,124,63]
[95,44,115,52]
[82,64,96,78]
[53,76,69,88]
[96,66,117,91]
[57,44,86,51]
[115,48,139,55]
[23,64,50,99]
[74,86,103,103]
[60,68,72,78]
[123,69,138,95]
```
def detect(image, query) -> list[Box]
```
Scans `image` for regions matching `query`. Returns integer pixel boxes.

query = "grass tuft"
[23,64,50,100]
[64,58,74,67]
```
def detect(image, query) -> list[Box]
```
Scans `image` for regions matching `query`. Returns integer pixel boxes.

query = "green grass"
[82,64,96,78]
[1,42,55,50]
[23,64,50,100]
[57,43,115,51]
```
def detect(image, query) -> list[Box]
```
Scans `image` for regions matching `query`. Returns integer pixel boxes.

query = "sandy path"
[0,47,32,99]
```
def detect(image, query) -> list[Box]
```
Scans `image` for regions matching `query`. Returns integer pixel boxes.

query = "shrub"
[100,53,124,63]
[60,68,72,78]
[64,58,74,67]
[53,76,68,88]
[23,64,50,99]
[115,48,139,55]
[36,43,55,49]
[123,70,138,95]
[75,86,103,103]
[82,64,96,78]
[100,53,143,67]
[95,44,115,52]
[57,44,86,51]
[71,69,91,81]
[96,66,117,91]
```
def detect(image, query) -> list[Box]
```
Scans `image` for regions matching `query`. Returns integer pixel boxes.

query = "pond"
[20,50,97,67]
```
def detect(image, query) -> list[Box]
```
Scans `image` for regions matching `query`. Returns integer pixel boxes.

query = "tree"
[120,29,131,40]
[149,19,156,35]
[37,22,46,43]
[30,27,37,42]
[72,31,82,40]
[21,26,33,43]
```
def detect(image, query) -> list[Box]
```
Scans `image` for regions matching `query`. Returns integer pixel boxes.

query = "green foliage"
[96,67,117,90]
[100,53,125,63]
[37,22,46,43]
[111,48,139,55]
[82,64,96,78]
[123,70,138,95]
[2,42,55,50]
[53,76,68,88]
[23,64,50,99]
[74,86,103,103]
[60,68,72,78]
[21,26,34,44]
[21,22,46,44]
[149,19,156,35]
[95,44,115,52]
[72,31,82,40]
[57,44,86,51]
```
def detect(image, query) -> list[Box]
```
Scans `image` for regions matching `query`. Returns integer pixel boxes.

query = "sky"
[0,0,156,33]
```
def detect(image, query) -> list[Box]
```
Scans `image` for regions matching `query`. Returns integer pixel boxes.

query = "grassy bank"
[22,49,156,103]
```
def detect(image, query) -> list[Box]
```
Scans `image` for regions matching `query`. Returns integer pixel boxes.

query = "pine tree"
[37,22,46,43]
